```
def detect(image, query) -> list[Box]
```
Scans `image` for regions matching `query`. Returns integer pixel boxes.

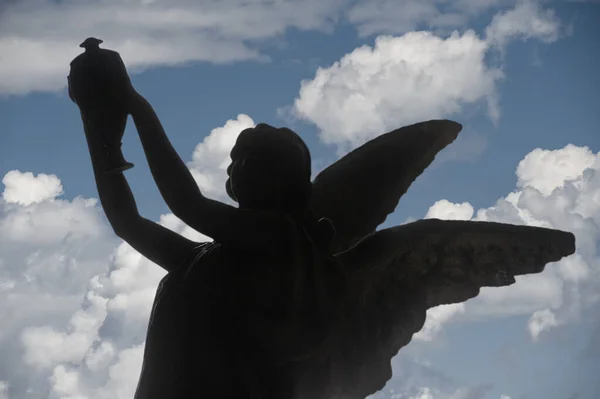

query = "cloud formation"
[527,309,562,341]
[0,2,592,398]
[419,144,600,341]
[0,0,563,96]
[0,0,339,95]
[2,125,597,398]
[2,171,64,206]
[290,1,560,151]
[187,113,255,200]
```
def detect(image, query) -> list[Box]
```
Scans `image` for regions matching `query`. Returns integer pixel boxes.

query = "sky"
[0,0,599,398]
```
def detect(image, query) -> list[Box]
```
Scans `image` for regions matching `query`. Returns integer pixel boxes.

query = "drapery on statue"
[68,38,576,399]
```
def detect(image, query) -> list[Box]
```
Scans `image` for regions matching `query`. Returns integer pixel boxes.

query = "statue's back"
[134,220,340,399]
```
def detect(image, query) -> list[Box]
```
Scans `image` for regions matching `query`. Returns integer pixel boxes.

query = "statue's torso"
[134,224,327,399]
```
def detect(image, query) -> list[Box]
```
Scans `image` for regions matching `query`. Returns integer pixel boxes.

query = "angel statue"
[68,38,575,399]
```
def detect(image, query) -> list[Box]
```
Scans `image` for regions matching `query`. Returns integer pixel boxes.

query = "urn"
[68,37,134,173]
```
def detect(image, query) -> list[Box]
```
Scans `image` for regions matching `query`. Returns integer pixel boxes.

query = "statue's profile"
[68,38,575,399]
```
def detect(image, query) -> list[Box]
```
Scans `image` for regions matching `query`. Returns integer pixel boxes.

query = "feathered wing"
[325,219,575,399]
[310,120,462,254]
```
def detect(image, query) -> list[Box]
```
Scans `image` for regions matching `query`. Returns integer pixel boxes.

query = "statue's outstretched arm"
[82,112,199,273]
[129,93,203,215]
[129,93,292,251]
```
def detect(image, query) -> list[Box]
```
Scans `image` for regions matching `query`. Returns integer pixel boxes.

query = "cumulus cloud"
[413,304,466,341]
[0,174,119,397]
[516,144,597,196]
[4,130,594,398]
[290,2,560,151]
[0,113,238,398]
[368,354,494,399]
[2,128,598,398]
[375,383,493,399]
[292,30,503,151]
[410,387,436,399]
[2,171,64,206]
[0,3,590,397]
[527,308,562,341]
[4,208,197,398]
[414,144,600,339]
[425,200,474,220]
[187,113,255,200]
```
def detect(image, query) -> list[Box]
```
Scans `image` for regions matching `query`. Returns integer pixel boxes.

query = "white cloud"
[410,387,435,399]
[0,0,564,96]
[0,195,104,246]
[0,382,9,399]
[425,200,474,220]
[347,0,457,38]
[292,30,502,151]
[416,144,600,337]
[0,0,342,95]
[290,2,561,152]
[21,291,108,369]
[377,383,493,399]
[555,253,591,283]
[4,129,596,399]
[0,112,234,398]
[485,0,561,48]
[516,144,597,196]
[414,304,466,341]
[0,173,119,398]
[470,273,564,316]
[2,171,64,206]
[0,3,588,397]
[187,113,255,200]
[527,308,562,341]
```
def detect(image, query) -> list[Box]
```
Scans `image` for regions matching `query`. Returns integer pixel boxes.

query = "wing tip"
[560,230,576,256]
[416,119,462,145]
[436,119,463,137]
[422,118,462,129]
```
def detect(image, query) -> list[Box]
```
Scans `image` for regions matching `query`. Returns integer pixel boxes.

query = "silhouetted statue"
[68,39,576,399]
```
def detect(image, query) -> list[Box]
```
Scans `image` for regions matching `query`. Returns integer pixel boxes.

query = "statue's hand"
[102,74,137,114]
[124,87,143,114]
[68,60,136,115]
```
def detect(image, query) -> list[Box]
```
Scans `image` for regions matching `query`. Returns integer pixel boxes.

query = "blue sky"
[0,1,599,399]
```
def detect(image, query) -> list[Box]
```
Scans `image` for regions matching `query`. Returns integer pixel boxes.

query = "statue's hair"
[239,124,335,253]
[238,124,311,210]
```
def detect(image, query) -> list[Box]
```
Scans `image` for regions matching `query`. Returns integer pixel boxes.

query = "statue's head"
[226,123,312,214]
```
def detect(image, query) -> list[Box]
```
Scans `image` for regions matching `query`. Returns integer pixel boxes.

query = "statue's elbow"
[168,194,207,223]
[109,214,140,240]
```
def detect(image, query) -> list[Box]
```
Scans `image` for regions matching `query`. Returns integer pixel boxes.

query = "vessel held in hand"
[68,37,134,173]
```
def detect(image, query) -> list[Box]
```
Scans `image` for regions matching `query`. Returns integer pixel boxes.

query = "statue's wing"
[311,120,462,254]
[326,219,575,399]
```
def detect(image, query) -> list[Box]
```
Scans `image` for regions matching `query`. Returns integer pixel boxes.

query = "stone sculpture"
[69,38,576,399]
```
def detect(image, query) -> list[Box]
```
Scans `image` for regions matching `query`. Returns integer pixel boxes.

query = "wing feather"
[311,120,462,253]
[325,219,575,399]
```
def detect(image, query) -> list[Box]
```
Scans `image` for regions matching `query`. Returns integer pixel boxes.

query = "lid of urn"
[80,37,103,50]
